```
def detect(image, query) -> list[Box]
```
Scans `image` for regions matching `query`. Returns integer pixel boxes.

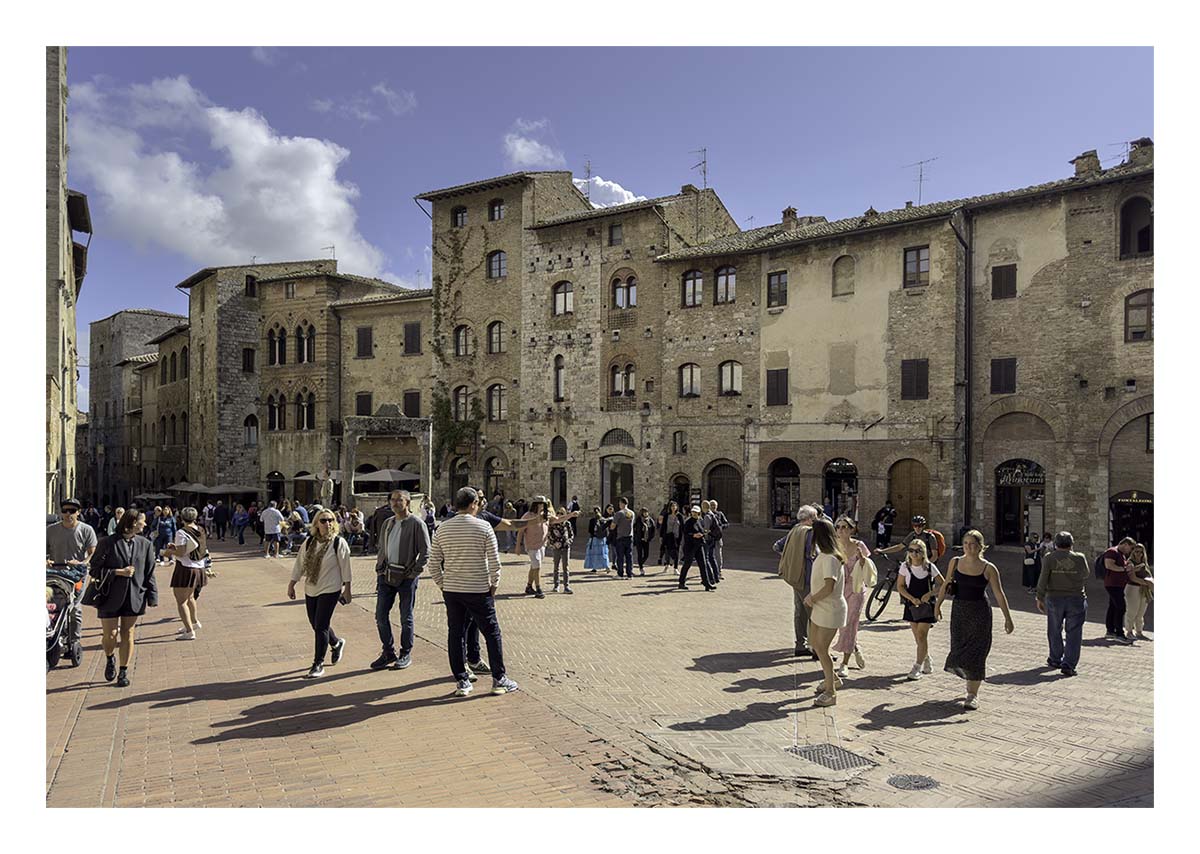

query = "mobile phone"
[338,594,349,605]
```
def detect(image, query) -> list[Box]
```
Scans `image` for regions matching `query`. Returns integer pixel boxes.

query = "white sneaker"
[964,694,979,710]
[193,622,201,630]
[853,649,866,670]
[922,655,933,674]
[907,664,922,680]
[176,631,196,641]
[553,584,561,593]
[835,663,849,678]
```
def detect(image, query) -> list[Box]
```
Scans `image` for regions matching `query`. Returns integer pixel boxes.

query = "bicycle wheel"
[864,576,895,622]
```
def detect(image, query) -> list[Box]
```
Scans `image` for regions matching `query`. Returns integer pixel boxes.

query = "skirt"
[170,561,204,590]
[833,590,867,654]
[584,537,609,569]
[944,598,993,681]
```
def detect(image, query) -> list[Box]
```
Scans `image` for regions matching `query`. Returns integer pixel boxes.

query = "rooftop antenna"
[1105,141,1132,164]
[744,215,755,227]
[902,156,939,205]
[583,157,591,201]
[250,255,258,264]
[690,147,708,189]
[321,244,336,260]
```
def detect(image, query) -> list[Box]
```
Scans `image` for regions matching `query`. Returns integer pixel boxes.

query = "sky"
[66,46,1153,410]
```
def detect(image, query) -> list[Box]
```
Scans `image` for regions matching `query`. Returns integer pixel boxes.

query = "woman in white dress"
[803,518,849,707]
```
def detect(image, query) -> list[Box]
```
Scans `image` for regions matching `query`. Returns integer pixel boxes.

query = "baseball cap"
[61,497,81,510]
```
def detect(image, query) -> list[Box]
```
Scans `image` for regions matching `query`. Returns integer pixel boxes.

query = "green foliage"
[429,382,484,478]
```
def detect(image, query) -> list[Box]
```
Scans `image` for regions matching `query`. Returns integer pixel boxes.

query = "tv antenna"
[1104,141,1132,165]
[583,157,591,201]
[691,147,707,189]
[744,215,755,227]
[321,244,336,260]
[250,255,258,264]
[902,156,939,205]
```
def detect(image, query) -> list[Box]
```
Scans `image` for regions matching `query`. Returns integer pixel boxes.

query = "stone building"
[143,322,190,492]
[46,46,91,511]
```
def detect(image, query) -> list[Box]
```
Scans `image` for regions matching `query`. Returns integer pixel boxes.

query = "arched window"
[267,329,277,366]
[180,346,189,378]
[715,266,736,304]
[181,412,188,444]
[554,355,565,401]
[613,278,628,309]
[719,360,743,396]
[276,395,286,430]
[244,414,258,446]
[170,352,177,382]
[267,395,276,430]
[673,430,687,454]
[295,393,305,429]
[1125,289,1153,342]
[454,325,473,357]
[550,436,567,461]
[832,255,856,296]
[600,428,635,448]
[300,324,315,363]
[295,326,305,363]
[487,321,505,354]
[682,270,703,307]
[627,276,637,307]
[679,363,701,397]
[276,327,287,365]
[487,384,507,421]
[160,358,167,384]
[159,416,166,445]
[170,414,177,445]
[624,364,636,396]
[553,281,574,315]
[487,250,507,279]
[451,206,467,228]
[1119,197,1153,258]
[453,385,470,421]
[610,365,622,396]
[488,199,505,221]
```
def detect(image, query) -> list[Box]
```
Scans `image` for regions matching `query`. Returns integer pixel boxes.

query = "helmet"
[911,515,927,526]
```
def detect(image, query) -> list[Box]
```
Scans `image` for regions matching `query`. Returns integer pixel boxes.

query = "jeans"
[703,541,720,581]
[1105,586,1127,634]
[376,575,418,656]
[635,539,651,571]
[552,547,571,588]
[614,537,633,576]
[235,524,246,545]
[678,546,715,588]
[794,586,810,650]
[304,591,341,665]
[215,521,227,540]
[444,591,506,682]
[1045,594,1087,669]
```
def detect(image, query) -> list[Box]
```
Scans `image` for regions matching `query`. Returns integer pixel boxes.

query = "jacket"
[778,525,815,593]
[634,515,657,542]
[374,514,431,578]
[89,534,158,615]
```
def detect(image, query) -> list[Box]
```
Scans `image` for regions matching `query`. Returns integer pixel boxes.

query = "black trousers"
[444,591,505,682]
[216,521,227,540]
[661,533,679,567]
[1105,586,1128,634]
[678,546,715,588]
[305,592,341,665]
[636,539,651,570]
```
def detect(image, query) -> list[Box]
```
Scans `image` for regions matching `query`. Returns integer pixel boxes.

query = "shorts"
[529,547,545,570]
[265,533,280,543]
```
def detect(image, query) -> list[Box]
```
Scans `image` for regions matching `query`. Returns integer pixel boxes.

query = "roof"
[91,308,186,326]
[416,171,572,202]
[532,192,689,229]
[330,288,433,309]
[253,271,404,291]
[145,323,190,345]
[658,159,1154,262]
[115,352,159,367]
[174,260,336,289]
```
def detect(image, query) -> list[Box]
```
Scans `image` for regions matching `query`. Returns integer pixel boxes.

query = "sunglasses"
[318,518,334,524]
[907,548,922,554]
[61,508,79,514]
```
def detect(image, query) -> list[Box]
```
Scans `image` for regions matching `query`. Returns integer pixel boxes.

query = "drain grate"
[888,774,939,791]
[787,743,876,771]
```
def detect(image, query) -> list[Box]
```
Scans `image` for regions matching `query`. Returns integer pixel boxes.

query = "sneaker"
[835,663,849,678]
[639,569,645,576]
[564,586,574,594]
[524,585,535,596]
[814,692,837,707]
[454,678,473,697]
[393,653,412,670]
[176,630,196,641]
[104,655,117,682]
[193,622,202,630]
[963,695,979,710]
[116,670,130,688]
[853,649,866,670]
[1118,634,1135,645]
[491,675,520,695]
[922,655,933,674]
[467,659,492,675]
[1060,666,1077,677]
[678,584,687,590]
[1046,657,1062,668]
[553,584,561,593]
[304,664,324,679]
[534,589,545,599]
[795,646,813,658]
[1135,632,1149,640]
[906,664,922,681]
[370,651,398,670]
[330,638,346,665]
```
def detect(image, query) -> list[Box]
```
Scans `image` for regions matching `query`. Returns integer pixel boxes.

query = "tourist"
[659,501,682,570]
[288,509,353,679]
[875,515,939,563]
[568,495,581,539]
[248,503,262,545]
[774,504,820,660]
[154,506,176,563]
[165,507,208,640]
[106,507,124,537]
[47,496,98,638]
[83,502,102,531]
[213,500,229,541]
[547,505,574,593]
[897,538,943,680]
[502,501,519,552]
[1022,538,1040,593]
[1035,531,1091,677]
[232,503,249,544]
[259,500,283,557]
[831,516,873,676]
[677,505,716,591]
[804,518,848,707]
[603,503,618,565]
[515,496,578,598]
[88,509,157,687]
[610,497,636,579]
[710,499,730,579]
[935,530,1015,710]
[633,507,656,576]
[371,490,429,671]
[344,507,367,553]
[201,500,215,536]
[584,506,611,573]
[428,487,518,697]
[1102,537,1136,643]
[421,501,437,539]
[1124,543,1153,641]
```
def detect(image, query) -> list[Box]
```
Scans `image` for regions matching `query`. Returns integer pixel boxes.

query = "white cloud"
[250,47,281,66]
[502,117,566,169]
[308,81,417,124]
[69,75,396,281]
[371,82,417,116]
[573,175,648,208]
[310,98,333,114]
[513,117,550,133]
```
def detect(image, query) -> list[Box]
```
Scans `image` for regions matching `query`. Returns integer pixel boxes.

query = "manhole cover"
[888,774,939,791]
[786,743,876,771]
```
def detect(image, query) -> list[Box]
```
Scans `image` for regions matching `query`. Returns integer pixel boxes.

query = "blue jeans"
[614,537,634,576]
[235,524,246,545]
[1045,595,1087,669]
[444,591,505,682]
[376,576,419,656]
[703,541,720,580]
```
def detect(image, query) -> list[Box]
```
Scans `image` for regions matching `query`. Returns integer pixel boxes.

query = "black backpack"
[1093,551,1107,580]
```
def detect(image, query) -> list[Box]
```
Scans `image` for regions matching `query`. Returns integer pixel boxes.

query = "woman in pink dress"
[832,515,873,677]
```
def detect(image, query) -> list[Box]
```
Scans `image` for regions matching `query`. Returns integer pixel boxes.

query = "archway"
[550,468,568,511]
[769,458,801,528]
[670,474,691,510]
[823,458,858,520]
[449,458,471,496]
[266,471,285,504]
[888,459,929,528]
[706,462,743,523]
[293,471,314,505]
[1110,490,1153,556]
[994,459,1045,545]
[483,456,505,501]
[351,463,378,494]
[601,455,635,509]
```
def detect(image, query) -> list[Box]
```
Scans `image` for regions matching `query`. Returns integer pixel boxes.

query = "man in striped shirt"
[428,487,519,697]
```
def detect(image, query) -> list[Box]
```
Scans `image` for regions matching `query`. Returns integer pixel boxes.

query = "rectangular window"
[285,282,296,299]
[403,391,420,418]
[244,275,257,297]
[900,359,929,400]
[355,393,373,417]
[356,326,373,358]
[904,246,931,288]
[990,357,1017,394]
[242,348,255,373]
[609,223,623,246]
[767,271,788,307]
[404,322,421,354]
[673,431,687,454]
[766,368,789,406]
[991,264,1017,300]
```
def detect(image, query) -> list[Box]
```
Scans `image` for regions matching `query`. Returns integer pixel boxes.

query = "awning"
[208,483,262,494]
[293,471,344,482]
[166,481,199,492]
[352,468,420,483]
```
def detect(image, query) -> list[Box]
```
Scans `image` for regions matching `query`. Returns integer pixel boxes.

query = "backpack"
[927,529,947,562]
[1094,551,1108,580]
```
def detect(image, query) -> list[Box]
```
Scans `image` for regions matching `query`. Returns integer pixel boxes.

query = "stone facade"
[145,324,190,492]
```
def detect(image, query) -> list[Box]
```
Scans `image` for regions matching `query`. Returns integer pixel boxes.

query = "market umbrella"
[209,483,261,494]
[293,471,344,482]
[167,481,199,492]
[351,468,420,483]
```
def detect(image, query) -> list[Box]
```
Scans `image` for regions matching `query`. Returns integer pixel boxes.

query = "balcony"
[604,394,638,413]
[607,308,638,329]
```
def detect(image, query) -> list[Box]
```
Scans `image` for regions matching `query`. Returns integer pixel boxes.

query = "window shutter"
[403,391,420,417]
[991,264,1017,299]
[357,327,373,358]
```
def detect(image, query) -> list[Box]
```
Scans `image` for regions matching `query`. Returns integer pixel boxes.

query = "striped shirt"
[428,513,502,593]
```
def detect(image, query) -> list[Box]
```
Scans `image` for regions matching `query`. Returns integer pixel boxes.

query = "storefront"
[995,459,1045,544]
[1110,490,1153,556]
[823,458,858,520]
[769,458,801,528]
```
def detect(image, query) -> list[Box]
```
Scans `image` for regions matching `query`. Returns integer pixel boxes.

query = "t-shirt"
[295,505,310,524]
[261,507,285,534]
[1103,547,1130,587]
[47,522,98,564]
[613,508,635,538]
[903,530,939,561]
[899,561,942,585]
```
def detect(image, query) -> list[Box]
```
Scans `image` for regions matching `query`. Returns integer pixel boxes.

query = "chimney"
[905,201,914,209]
[863,206,879,219]
[1129,137,1154,167]
[680,183,700,195]
[781,206,798,230]
[1070,150,1101,177]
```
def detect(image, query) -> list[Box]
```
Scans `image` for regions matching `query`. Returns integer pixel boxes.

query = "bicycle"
[864,552,898,622]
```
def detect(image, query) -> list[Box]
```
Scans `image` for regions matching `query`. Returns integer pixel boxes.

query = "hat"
[530,495,549,506]
[61,497,81,510]
[690,505,702,513]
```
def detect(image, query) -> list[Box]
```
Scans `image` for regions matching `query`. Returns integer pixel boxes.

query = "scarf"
[303,534,333,584]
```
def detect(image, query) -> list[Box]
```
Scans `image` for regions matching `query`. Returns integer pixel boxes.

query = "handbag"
[909,599,935,621]
[1023,557,1035,566]
[80,538,115,607]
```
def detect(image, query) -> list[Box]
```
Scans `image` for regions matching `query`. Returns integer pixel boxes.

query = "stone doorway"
[888,459,929,529]
[706,462,743,523]
[602,456,634,509]
[994,459,1045,545]
[769,458,801,528]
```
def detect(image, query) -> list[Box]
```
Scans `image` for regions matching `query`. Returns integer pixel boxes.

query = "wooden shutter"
[902,359,929,400]
[403,391,420,417]
[991,358,1016,394]
[991,264,1017,299]
[404,322,420,353]
[356,327,373,358]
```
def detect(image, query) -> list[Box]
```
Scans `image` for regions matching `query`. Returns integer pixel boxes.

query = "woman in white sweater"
[288,509,353,678]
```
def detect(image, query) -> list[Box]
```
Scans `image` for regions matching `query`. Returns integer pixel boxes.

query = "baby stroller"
[46,563,87,670]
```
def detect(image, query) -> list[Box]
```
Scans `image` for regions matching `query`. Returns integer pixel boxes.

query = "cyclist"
[875,515,940,563]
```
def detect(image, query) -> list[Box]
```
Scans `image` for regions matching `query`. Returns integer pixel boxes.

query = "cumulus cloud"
[250,47,282,66]
[69,75,395,280]
[573,175,648,208]
[503,117,566,169]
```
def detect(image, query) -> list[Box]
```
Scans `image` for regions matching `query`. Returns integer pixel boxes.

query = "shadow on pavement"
[87,668,363,711]
[985,665,1062,686]
[665,698,801,732]
[688,648,801,674]
[855,699,966,731]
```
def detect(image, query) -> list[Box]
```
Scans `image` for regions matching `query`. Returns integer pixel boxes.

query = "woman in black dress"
[936,529,1015,710]
[896,538,943,681]
[89,510,157,687]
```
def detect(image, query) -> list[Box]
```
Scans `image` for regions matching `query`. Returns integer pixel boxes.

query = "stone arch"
[600,428,635,448]
[983,411,1054,443]
[975,394,1064,443]
[1098,394,1154,456]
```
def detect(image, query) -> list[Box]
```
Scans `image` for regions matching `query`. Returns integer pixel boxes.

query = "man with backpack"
[875,516,945,565]
[1036,531,1091,676]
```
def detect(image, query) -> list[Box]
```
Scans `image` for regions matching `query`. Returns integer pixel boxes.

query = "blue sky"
[67,46,1153,408]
